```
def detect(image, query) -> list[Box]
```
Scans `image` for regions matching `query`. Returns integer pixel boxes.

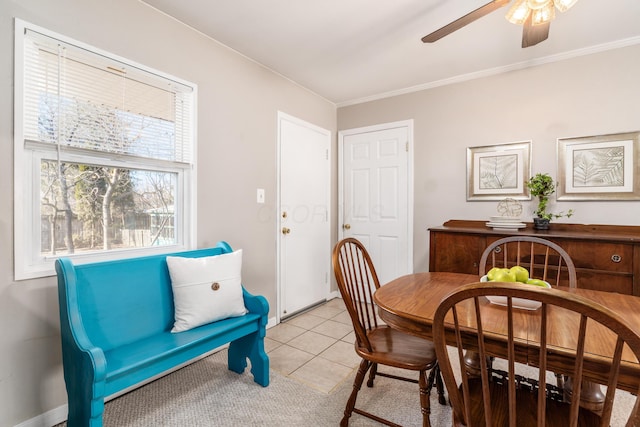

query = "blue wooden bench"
[55,242,269,427]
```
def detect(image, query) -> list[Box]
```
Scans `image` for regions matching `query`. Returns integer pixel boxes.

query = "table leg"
[462,351,486,377]
[464,351,605,413]
[563,377,605,413]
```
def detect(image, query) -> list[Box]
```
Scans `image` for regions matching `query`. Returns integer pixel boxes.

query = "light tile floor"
[266,298,362,393]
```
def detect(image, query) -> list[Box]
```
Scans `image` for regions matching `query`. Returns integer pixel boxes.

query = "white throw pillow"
[166,250,247,333]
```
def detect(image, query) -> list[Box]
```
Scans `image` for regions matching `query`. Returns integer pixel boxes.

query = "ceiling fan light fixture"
[554,0,579,13]
[531,3,556,25]
[527,0,552,10]
[426,0,576,47]
[506,0,531,25]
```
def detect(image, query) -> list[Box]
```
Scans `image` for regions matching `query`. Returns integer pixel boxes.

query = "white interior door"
[338,121,413,285]
[278,112,331,319]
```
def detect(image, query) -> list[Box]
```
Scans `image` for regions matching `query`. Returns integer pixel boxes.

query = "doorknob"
[343,224,351,230]
[282,227,291,235]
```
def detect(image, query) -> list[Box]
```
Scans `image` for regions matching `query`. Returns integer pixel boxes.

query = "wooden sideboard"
[429,220,640,296]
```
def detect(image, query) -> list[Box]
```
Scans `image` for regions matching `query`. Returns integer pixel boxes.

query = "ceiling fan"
[422,0,579,48]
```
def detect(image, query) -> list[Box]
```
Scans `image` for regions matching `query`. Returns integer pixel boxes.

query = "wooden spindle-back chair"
[332,238,446,427]
[479,236,577,288]
[433,282,640,426]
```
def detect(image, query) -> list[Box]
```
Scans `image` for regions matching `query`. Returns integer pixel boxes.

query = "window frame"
[14,19,197,280]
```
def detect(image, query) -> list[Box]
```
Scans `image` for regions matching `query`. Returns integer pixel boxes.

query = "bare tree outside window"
[38,94,177,256]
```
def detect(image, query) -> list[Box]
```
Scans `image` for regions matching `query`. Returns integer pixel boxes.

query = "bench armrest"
[56,258,108,387]
[242,287,269,324]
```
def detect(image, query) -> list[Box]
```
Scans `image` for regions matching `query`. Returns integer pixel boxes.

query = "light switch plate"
[257,188,265,204]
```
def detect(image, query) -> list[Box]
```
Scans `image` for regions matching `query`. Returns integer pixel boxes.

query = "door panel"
[278,113,330,318]
[339,123,412,286]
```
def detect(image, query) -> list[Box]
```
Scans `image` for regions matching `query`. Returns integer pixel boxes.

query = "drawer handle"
[611,254,622,263]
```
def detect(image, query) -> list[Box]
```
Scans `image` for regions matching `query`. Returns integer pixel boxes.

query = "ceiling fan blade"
[422,0,511,43]
[521,14,550,48]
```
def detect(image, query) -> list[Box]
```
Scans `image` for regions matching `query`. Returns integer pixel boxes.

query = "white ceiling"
[142,0,640,106]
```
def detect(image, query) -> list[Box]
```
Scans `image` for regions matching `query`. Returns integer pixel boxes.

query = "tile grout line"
[267,298,357,393]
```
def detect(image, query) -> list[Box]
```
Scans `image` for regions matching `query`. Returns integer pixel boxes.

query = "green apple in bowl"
[482,266,549,288]
[483,268,516,283]
[526,278,550,288]
[486,267,502,281]
[492,269,516,282]
[509,265,529,283]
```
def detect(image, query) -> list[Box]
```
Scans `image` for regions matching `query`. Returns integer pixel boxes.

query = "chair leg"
[341,358,372,427]
[556,372,565,389]
[434,365,447,405]
[419,370,432,427]
[426,364,447,406]
[367,362,378,387]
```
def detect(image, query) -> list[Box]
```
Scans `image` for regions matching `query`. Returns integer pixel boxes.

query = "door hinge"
[326,149,329,160]
[406,142,409,152]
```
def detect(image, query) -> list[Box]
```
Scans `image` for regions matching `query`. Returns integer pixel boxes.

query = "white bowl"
[479,275,550,310]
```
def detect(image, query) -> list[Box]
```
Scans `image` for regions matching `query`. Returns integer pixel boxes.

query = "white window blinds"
[22,28,194,164]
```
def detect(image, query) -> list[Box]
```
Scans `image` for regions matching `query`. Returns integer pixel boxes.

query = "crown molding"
[337,36,640,108]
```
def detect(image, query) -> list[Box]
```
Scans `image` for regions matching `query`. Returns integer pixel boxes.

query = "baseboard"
[267,316,278,328]
[15,404,67,427]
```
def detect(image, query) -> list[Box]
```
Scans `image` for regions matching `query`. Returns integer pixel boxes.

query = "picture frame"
[557,132,640,200]
[466,141,531,201]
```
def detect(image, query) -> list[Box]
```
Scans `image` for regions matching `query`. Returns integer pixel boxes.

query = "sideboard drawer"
[560,240,633,273]
[575,270,633,294]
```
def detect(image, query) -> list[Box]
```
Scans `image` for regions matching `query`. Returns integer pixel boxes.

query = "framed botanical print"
[557,132,640,200]
[467,141,531,201]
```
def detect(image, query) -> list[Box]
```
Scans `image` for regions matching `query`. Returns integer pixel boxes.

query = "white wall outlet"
[257,188,265,204]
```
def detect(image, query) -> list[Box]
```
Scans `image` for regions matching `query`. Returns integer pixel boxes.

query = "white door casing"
[338,121,413,286]
[277,112,331,319]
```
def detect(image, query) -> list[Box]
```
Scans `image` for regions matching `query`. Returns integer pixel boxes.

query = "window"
[14,20,197,280]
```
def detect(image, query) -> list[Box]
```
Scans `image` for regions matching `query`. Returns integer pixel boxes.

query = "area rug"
[55,349,449,426]
[55,349,633,426]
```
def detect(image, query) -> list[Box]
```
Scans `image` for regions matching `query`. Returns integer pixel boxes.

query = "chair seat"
[356,326,437,370]
[454,379,602,427]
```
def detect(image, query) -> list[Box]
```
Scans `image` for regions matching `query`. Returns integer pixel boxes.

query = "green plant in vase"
[526,173,574,229]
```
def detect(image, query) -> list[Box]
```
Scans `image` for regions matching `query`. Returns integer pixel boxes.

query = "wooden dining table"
[373,271,640,395]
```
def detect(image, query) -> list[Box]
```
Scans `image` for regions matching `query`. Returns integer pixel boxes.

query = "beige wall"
[338,44,640,272]
[0,0,336,425]
[2,0,640,424]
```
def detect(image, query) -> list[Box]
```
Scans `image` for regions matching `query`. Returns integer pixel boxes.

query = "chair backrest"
[479,236,577,288]
[332,238,380,352]
[433,282,640,427]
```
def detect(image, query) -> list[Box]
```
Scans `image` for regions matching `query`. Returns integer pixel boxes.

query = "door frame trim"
[276,111,332,324]
[337,119,414,274]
